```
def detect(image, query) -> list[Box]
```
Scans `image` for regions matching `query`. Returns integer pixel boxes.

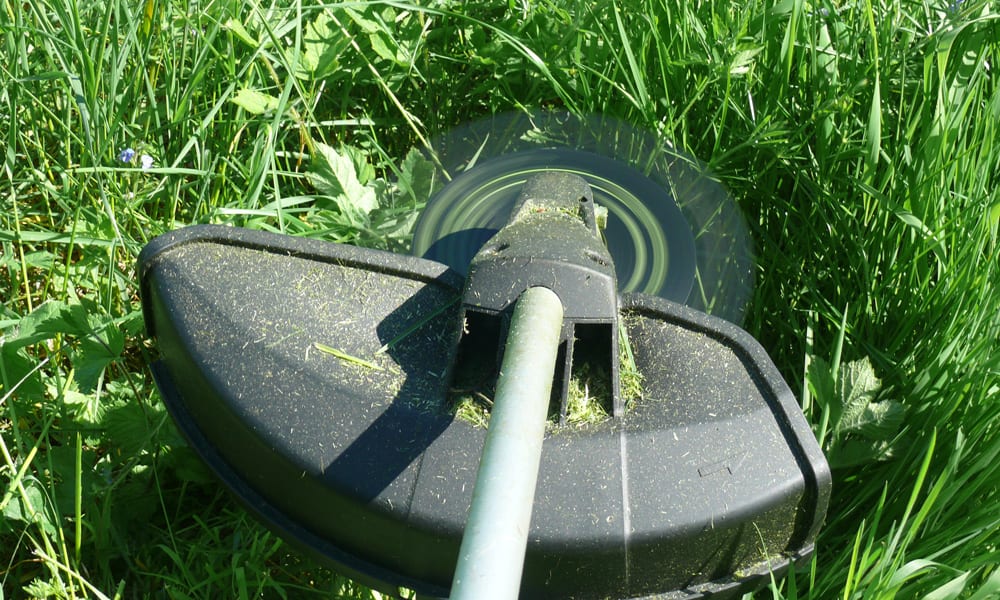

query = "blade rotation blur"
[412,111,754,324]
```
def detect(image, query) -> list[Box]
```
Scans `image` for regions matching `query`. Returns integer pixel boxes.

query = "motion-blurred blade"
[411,111,754,324]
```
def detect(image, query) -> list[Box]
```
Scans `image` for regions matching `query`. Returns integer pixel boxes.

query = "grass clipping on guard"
[451,319,643,429]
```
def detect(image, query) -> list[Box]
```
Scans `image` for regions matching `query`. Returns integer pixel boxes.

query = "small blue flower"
[140,154,154,170]
[119,148,136,163]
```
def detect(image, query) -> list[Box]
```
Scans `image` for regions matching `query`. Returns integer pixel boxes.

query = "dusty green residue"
[514,202,585,225]
[731,551,791,580]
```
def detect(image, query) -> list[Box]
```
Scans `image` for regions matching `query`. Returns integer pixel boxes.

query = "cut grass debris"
[312,342,384,371]
[563,362,612,427]
[450,320,644,429]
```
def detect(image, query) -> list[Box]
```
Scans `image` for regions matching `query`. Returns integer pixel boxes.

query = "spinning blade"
[411,111,754,324]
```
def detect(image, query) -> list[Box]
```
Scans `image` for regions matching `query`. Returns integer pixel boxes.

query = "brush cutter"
[139,112,830,599]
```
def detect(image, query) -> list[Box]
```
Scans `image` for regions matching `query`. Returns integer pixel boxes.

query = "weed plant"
[2,0,998,598]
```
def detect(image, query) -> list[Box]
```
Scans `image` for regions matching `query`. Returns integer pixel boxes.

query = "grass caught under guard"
[450,319,644,429]
[563,362,612,426]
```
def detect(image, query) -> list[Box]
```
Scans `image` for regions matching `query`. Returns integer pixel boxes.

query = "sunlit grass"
[3,0,998,597]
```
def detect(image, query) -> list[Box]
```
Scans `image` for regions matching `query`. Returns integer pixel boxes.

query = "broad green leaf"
[0,350,46,399]
[835,357,882,432]
[343,6,381,34]
[340,144,375,185]
[231,88,279,115]
[2,300,81,351]
[161,446,214,485]
[287,42,319,78]
[50,384,103,424]
[103,402,154,458]
[396,147,439,203]
[223,18,257,48]
[289,11,348,80]
[807,356,836,411]
[21,250,59,270]
[729,47,763,76]
[835,358,904,439]
[1,477,59,537]
[823,357,907,468]
[74,312,124,392]
[829,438,894,469]
[857,399,905,441]
[109,476,159,531]
[6,301,123,389]
[370,31,404,64]
[308,142,378,217]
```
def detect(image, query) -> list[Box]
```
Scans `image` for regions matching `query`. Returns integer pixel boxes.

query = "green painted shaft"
[450,286,564,600]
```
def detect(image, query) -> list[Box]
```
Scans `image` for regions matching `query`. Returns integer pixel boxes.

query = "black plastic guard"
[139,225,830,599]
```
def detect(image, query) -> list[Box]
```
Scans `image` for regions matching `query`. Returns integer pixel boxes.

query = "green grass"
[2,0,998,597]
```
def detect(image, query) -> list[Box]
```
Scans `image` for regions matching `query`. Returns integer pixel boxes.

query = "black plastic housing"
[460,172,624,416]
[139,225,830,599]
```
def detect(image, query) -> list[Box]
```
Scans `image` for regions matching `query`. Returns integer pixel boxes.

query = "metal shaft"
[450,286,564,600]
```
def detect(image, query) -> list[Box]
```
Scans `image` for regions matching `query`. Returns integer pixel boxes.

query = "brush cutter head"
[140,234,829,598]
[140,121,830,598]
